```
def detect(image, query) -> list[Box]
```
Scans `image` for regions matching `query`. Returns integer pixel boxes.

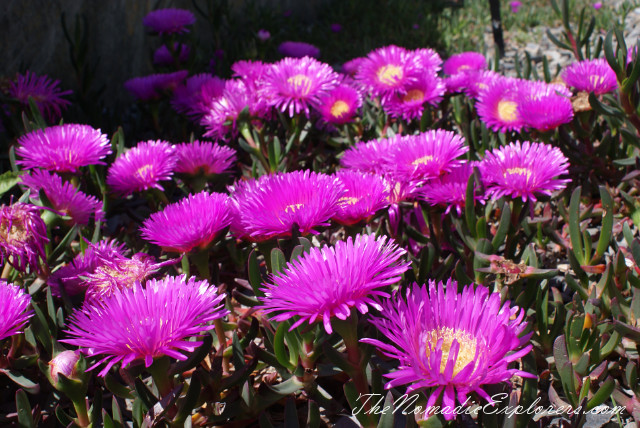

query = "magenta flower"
[0,203,48,274]
[479,141,570,202]
[7,71,72,121]
[48,239,127,298]
[141,191,231,253]
[143,8,196,34]
[153,43,190,66]
[510,1,522,13]
[231,60,269,91]
[107,140,176,196]
[174,140,236,176]
[362,280,534,421]
[381,73,446,120]
[420,162,484,215]
[171,73,225,120]
[124,70,188,101]
[0,281,33,341]
[316,83,362,125]
[340,135,404,174]
[230,170,343,241]
[518,81,574,131]
[356,45,421,98]
[333,170,390,225]
[261,57,339,117]
[83,252,175,306]
[443,52,487,76]
[257,29,271,41]
[259,233,409,333]
[562,58,617,95]
[62,275,228,376]
[459,70,501,99]
[388,130,468,182]
[476,76,526,132]
[414,48,443,74]
[16,124,111,173]
[342,57,366,76]
[278,41,321,59]
[21,170,103,225]
[593,2,603,10]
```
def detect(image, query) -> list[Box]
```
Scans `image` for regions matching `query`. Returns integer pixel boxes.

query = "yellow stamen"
[402,89,425,103]
[376,64,403,86]
[134,164,154,180]
[504,167,532,180]
[412,155,434,166]
[338,196,360,206]
[589,74,605,87]
[284,203,304,214]
[287,74,312,96]
[425,327,478,376]
[330,100,350,118]
[497,100,518,122]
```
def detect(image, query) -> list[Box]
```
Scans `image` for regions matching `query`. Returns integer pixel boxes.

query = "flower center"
[589,74,605,87]
[284,203,304,214]
[134,164,155,181]
[338,196,360,206]
[425,327,478,377]
[0,217,26,246]
[504,167,532,180]
[330,100,350,118]
[497,100,518,122]
[376,64,403,86]
[287,74,312,96]
[412,155,434,166]
[402,89,425,103]
[456,64,471,73]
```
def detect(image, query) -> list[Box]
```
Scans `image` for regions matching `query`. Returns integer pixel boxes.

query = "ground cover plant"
[2,0,640,426]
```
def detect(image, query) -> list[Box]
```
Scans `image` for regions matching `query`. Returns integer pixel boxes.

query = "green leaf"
[553,336,577,407]
[377,392,394,428]
[0,171,22,198]
[172,333,213,374]
[104,374,134,399]
[586,377,615,411]
[464,173,476,237]
[0,369,39,394]
[284,398,299,428]
[274,322,296,371]
[591,186,613,263]
[492,201,511,250]
[247,250,265,298]
[270,248,286,274]
[604,31,622,74]
[174,373,201,425]
[15,389,35,428]
[569,187,584,265]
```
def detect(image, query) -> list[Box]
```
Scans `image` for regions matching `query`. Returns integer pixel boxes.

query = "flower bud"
[49,350,80,384]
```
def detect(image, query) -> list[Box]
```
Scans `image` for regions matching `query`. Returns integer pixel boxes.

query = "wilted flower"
[356,45,421,98]
[230,170,343,241]
[362,280,534,421]
[381,73,445,120]
[83,252,174,305]
[479,141,570,202]
[443,52,487,76]
[259,233,409,333]
[0,203,48,274]
[0,281,33,341]
[16,124,111,173]
[48,239,127,298]
[277,41,321,58]
[476,77,525,132]
[7,71,72,121]
[143,8,196,34]
[141,191,231,253]
[518,81,574,131]
[387,130,468,182]
[316,83,362,125]
[106,140,176,196]
[261,57,339,117]
[124,71,188,101]
[562,58,617,95]
[153,43,190,66]
[420,162,484,215]
[21,169,103,225]
[171,73,225,120]
[174,140,236,176]
[62,275,228,376]
[333,170,389,225]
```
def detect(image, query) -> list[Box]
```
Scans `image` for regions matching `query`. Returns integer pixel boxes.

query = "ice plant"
[332,170,389,225]
[420,162,483,215]
[356,45,421,98]
[0,203,48,274]
[518,81,574,131]
[83,252,174,306]
[174,140,236,176]
[48,239,127,298]
[479,141,570,202]
[106,140,176,196]
[143,8,196,34]
[443,52,487,76]
[62,275,228,376]
[387,130,468,182]
[124,70,188,101]
[49,350,81,384]
[258,233,409,333]
[0,281,33,341]
[261,57,339,117]
[341,57,365,76]
[340,135,404,174]
[21,170,103,225]
[7,71,72,121]
[153,43,190,66]
[277,41,321,58]
[382,73,445,120]
[16,124,111,173]
[476,77,525,132]
[316,83,362,125]
[230,170,343,241]
[362,280,534,421]
[562,58,617,95]
[140,191,232,253]
[171,73,225,120]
